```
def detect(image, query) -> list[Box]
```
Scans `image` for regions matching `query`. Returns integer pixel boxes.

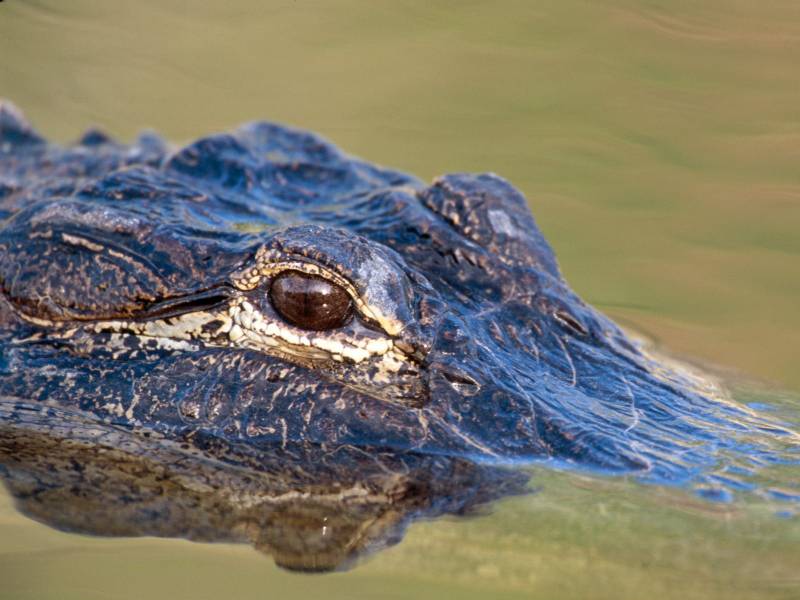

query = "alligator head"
[0,102,796,569]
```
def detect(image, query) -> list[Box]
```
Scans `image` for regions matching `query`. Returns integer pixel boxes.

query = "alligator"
[0,101,796,570]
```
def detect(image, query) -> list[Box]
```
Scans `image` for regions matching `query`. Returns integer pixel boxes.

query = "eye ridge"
[268,270,353,331]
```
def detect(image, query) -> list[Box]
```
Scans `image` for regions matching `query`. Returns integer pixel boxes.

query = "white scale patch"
[73,300,407,373]
[487,208,522,239]
[89,311,227,354]
[228,301,401,367]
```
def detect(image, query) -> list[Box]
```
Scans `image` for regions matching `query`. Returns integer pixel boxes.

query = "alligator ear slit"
[139,286,235,320]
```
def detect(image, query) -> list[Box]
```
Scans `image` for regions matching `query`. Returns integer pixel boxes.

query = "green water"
[1,1,799,598]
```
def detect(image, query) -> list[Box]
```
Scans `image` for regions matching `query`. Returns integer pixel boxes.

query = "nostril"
[441,368,481,396]
[553,310,588,336]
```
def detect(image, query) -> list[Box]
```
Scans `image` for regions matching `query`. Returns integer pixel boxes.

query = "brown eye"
[269,270,353,331]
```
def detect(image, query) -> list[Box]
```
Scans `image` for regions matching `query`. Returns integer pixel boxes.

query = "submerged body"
[0,102,795,569]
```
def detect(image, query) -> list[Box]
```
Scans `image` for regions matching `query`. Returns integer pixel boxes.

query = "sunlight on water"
[0,1,799,598]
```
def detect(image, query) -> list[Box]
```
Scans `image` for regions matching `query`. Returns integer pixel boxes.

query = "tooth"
[229,325,244,341]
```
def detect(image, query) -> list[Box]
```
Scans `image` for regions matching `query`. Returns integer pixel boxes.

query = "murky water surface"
[1,1,799,598]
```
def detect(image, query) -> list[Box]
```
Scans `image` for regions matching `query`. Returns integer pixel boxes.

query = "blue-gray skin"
[0,100,796,504]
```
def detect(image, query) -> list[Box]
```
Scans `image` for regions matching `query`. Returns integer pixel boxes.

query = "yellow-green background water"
[1,1,799,598]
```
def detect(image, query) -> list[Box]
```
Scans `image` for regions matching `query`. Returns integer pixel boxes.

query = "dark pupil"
[269,271,353,331]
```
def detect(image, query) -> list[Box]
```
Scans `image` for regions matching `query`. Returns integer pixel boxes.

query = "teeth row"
[227,301,394,364]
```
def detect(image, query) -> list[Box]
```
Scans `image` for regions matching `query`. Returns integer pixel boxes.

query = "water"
[1,1,799,598]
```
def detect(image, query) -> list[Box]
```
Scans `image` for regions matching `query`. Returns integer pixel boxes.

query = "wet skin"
[0,101,795,570]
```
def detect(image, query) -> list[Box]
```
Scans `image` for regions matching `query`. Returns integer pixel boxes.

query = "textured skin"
[0,102,797,569]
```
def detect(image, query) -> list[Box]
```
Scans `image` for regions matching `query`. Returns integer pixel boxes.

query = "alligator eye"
[269,270,353,331]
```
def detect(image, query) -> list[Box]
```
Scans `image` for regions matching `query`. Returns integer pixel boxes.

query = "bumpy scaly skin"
[0,104,797,570]
[0,100,796,532]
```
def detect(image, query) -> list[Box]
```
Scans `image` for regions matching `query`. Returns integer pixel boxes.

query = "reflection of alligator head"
[0,403,528,571]
[0,102,797,569]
